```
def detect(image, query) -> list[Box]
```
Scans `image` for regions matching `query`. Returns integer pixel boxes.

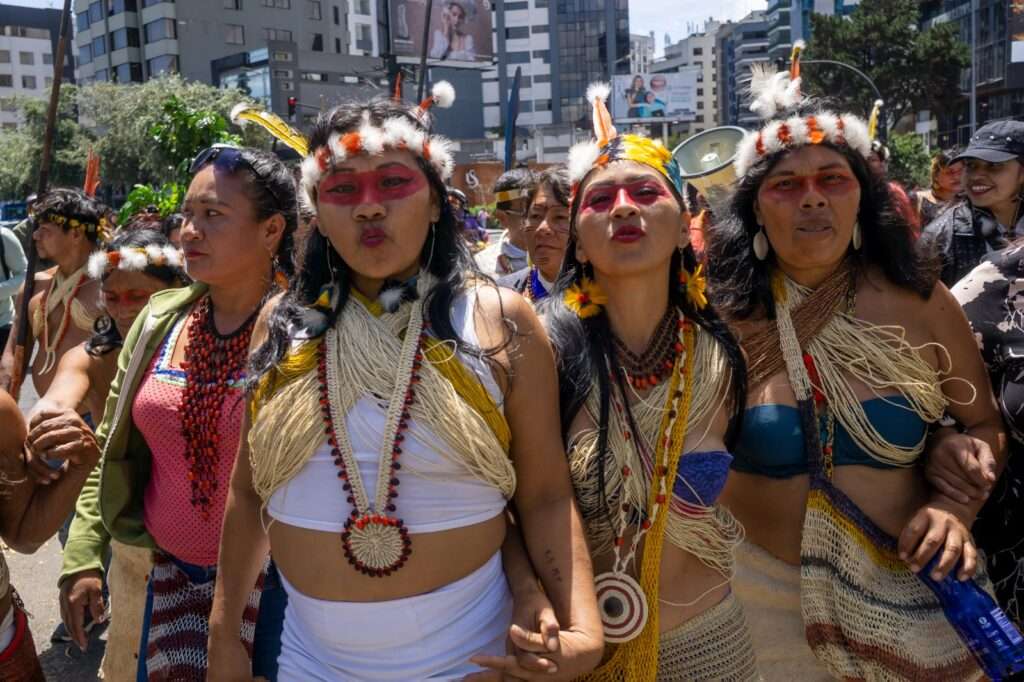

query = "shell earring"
[753,228,770,261]
[852,221,862,251]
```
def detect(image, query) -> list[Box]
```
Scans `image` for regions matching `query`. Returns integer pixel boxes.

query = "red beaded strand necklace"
[178,296,259,520]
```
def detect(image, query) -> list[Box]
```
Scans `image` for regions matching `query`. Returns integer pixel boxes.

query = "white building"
[483,0,554,131]
[0,24,57,130]
[347,0,379,57]
[653,20,722,135]
[629,32,655,75]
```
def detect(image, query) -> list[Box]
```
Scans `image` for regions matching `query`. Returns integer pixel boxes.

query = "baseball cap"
[953,120,1024,164]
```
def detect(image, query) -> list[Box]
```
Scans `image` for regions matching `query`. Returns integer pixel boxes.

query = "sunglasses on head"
[190,144,283,209]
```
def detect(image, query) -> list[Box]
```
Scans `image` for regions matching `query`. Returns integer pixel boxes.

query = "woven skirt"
[656,591,761,681]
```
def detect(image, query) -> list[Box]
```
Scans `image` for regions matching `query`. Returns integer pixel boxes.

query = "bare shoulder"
[473,281,543,338]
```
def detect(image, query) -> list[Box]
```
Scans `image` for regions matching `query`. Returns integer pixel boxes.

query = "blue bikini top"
[674,450,733,506]
[731,396,927,479]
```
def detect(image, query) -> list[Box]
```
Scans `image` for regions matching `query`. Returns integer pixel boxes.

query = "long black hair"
[543,160,748,516]
[250,97,498,384]
[706,122,939,322]
[85,229,187,357]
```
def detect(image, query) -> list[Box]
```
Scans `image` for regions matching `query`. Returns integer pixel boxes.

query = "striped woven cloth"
[144,552,265,681]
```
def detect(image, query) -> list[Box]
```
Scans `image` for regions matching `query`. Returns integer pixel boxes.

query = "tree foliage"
[888,133,932,189]
[804,0,969,133]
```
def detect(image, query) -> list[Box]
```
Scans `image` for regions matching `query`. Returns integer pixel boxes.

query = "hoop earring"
[852,221,862,251]
[753,228,770,261]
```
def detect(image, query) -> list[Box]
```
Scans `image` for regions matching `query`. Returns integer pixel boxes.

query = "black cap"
[953,120,1024,164]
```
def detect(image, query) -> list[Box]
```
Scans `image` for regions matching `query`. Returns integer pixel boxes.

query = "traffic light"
[287,96,297,119]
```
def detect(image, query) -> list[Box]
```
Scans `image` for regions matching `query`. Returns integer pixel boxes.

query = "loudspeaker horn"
[672,126,746,203]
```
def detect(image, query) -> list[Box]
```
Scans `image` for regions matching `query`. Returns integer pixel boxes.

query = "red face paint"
[761,170,858,200]
[580,180,670,214]
[318,164,427,206]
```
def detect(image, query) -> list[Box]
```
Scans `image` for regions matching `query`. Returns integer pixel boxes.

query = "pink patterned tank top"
[132,316,246,566]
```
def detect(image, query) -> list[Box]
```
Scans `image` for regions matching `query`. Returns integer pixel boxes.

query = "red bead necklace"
[179,296,258,520]
[612,308,683,390]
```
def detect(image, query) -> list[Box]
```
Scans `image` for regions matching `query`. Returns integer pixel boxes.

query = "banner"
[1012,1,1024,62]
[390,0,494,63]
[611,69,700,123]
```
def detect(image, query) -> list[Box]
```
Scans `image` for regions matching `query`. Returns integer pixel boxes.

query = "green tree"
[803,0,969,132]
[888,133,931,189]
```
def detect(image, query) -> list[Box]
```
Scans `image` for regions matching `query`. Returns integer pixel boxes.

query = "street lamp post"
[802,59,886,142]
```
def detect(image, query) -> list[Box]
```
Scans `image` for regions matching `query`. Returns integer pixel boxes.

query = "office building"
[717,10,769,128]
[0,4,75,129]
[654,21,722,135]
[630,32,655,74]
[766,0,860,66]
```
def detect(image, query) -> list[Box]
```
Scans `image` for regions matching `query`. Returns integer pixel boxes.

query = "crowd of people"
[0,53,1021,682]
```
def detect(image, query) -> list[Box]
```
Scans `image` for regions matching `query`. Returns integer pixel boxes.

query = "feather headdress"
[566,82,683,196]
[231,103,309,156]
[88,245,182,280]
[867,99,884,141]
[734,41,872,178]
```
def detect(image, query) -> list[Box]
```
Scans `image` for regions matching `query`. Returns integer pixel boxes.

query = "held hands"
[898,496,978,583]
[24,407,100,483]
[925,430,998,505]
[207,630,257,682]
[465,584,603,681]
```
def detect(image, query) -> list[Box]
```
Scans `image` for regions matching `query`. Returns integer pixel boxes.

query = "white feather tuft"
[586,82,611,106]
[567,141,602,185]
[793,39,806,52]
[841,114,872,158]
[300,155,324,210]
[378,287,405,313]
[430,136,455,181]
[733,132,761,179]
[359,123,386,156]
[747,64,791,119]
[144,244,163,263]
[121,247,148,271]
[230,102,252,126]
[88,251,109,280]
[431,81,456,108]
[164,246,183,267]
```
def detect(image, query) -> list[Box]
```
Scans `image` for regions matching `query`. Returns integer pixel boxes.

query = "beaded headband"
[494,188,529,203]
[567,83,683,196]
[87,245,182,280]
[299,81,457,210]
[733,41,872,178]
[37,211,113,242]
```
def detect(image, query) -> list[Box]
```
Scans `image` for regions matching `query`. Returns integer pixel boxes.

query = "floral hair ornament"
[733,40,872,178]
[87,244,182,280]
[563,278,608,319]
[567,83,684,196]
[678,263,708,310]
[39,211,113,243]
[299,81,457,210]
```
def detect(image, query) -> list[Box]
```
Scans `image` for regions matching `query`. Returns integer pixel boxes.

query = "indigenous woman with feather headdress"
[208,85,603,680]
[485,83,761,681]
[707,43,1008,680]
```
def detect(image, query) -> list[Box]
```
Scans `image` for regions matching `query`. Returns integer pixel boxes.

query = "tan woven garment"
[656,592,760,681]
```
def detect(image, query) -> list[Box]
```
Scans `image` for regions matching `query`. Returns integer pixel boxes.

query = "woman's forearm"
[517,492,600,633]
[501,510,542,599]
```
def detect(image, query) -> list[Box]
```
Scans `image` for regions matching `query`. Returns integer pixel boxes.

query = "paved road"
[10,384,105,681]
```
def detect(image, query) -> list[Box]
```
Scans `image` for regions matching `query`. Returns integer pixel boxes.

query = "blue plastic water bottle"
[918,554,1024,681]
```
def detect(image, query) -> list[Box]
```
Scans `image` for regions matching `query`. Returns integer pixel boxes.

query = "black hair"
[161,212,184,240]
[543,159,748,526]
[120,212,163,234]
[706,124,939,323]
[493,168,536,211]
[527,167,571,209]
[85,229,187,357]
[33,188,110,245]
[195,147,300,281]
[250,97,504,386]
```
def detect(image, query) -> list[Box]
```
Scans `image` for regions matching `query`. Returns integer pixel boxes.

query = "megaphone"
[672,126,746,205]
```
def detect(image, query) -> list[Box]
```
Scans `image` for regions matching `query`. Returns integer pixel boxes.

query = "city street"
[9,385,105,682]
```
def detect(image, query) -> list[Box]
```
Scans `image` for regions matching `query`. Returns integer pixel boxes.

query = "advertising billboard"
[1009,1,1024,88]
[611,69,700,123]
[389,0,494,63]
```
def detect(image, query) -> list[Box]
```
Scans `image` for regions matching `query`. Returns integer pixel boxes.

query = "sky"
[5,0,769,56]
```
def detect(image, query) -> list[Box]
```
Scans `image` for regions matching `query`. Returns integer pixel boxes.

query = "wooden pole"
[9,0,73,400]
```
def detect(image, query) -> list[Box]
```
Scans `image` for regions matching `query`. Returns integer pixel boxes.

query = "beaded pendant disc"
[341,514,412,577]
[595,571,648,643]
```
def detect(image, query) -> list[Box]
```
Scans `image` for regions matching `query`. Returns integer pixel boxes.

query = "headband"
[38,211,113,243]
[733,41,872,178]
[567,83,683,195]
[299,82,457,210]
[494,188,529,203]
[88,245,182,280]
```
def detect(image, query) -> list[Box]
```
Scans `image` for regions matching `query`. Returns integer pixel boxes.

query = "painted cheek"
[319,169,427,206]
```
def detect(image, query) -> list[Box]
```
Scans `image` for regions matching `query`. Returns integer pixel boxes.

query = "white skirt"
[276,551,512,681]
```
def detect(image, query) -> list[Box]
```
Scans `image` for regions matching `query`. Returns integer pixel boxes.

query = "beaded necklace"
[593,315,694,643]
[317,298,426,577]
[38,268,89,375]
[525,267,549,301]
[179,296,258,520]
[611,308,682,390]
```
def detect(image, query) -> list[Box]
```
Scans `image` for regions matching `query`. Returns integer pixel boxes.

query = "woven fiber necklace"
[37,267,89,375]
[593,315,694,643]
[317,298,426,577]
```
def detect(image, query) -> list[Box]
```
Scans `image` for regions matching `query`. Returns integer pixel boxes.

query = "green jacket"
[61,283,207,583]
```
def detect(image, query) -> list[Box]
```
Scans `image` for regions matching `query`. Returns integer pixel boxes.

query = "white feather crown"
[736,57,872,178]
[88,245,182,280]
[300,81,457,211]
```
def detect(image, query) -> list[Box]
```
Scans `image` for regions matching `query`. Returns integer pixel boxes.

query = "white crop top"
[267,291,507,534]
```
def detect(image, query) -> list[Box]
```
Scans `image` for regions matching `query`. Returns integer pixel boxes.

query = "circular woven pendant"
[595,572,648,643]
[341,514,412,577]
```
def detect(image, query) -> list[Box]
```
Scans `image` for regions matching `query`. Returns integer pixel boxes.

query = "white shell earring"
[753,228,770,260]
[852,221,862,250]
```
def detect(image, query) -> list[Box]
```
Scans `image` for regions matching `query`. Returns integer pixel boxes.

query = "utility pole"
[969,0,978,136]
[382,0,401,99]
[417,0,435,102]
